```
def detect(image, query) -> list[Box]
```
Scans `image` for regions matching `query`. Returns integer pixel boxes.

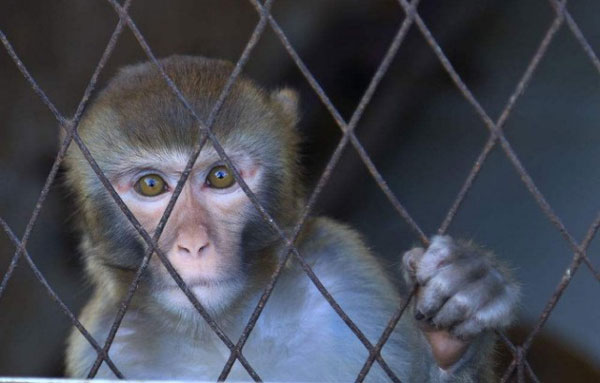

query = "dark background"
[1,0,599,381]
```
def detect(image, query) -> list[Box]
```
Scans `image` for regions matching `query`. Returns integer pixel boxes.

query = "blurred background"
[1,0,600,381]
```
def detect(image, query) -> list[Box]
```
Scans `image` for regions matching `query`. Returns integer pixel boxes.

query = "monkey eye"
[134,174,168,197]
[206,165,236,189]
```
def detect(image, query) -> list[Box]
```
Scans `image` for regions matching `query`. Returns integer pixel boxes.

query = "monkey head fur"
[64,55,303,320]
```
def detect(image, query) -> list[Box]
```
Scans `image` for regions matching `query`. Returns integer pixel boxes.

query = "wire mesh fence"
[1,0,599,381]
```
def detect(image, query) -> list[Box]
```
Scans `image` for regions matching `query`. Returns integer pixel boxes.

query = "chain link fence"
[1,0,599,381]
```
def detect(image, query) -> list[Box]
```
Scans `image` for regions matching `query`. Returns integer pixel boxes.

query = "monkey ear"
[271,88,299,125]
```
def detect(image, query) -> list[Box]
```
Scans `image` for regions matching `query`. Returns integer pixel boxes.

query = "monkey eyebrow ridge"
[110,150,252,179]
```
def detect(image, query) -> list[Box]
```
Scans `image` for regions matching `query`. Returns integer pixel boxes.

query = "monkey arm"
[66,292,118,378]
[295,219,502,382]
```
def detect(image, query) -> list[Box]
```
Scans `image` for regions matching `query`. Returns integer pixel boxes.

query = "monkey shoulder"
[295,216,399,295]
[288,216,414,335]
[244,217,418,380]
[259,216,400,321]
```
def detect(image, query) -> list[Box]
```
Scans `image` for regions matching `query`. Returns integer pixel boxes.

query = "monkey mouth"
[157,275,243,313]
[164,277,233,290]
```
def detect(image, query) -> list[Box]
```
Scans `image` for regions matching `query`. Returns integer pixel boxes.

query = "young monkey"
[64,55,519,382]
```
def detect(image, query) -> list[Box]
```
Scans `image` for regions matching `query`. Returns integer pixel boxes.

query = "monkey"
[64,55,519,382]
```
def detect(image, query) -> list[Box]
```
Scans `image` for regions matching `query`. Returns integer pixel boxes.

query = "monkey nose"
[175,240,208,258]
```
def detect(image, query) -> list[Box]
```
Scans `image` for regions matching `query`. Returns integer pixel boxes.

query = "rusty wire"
[1,0,599,382]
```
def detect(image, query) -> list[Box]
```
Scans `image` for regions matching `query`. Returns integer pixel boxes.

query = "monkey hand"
[402,235,519,370]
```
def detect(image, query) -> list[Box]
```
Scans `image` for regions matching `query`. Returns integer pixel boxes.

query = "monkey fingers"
[423,328,470,370]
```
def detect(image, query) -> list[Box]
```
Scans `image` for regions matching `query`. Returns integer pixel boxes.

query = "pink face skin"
[111,148,262,314]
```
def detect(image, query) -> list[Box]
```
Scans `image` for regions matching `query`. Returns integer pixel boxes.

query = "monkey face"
[109,148,263,313]
[66,56,302,318]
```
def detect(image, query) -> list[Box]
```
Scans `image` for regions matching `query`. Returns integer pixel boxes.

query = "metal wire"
[1,0,599,382]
